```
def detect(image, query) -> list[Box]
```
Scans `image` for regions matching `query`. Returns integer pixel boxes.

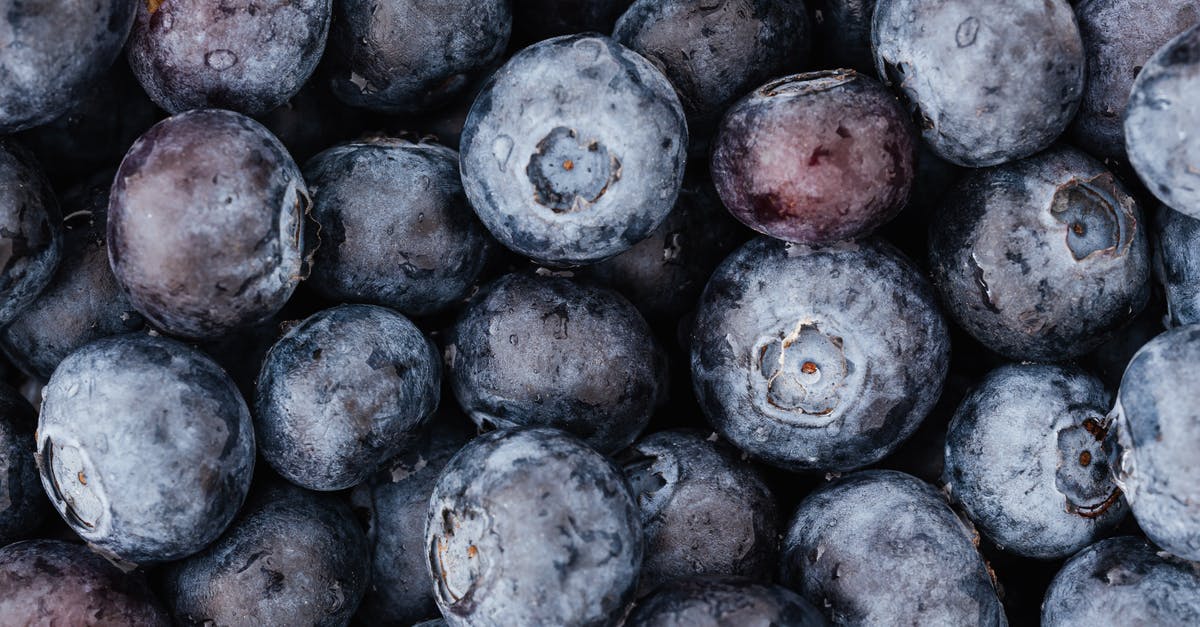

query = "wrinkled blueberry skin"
[37,334,255,564]
[0,540,169,625]
[0,385,46,545]
[691,237,950,472]
[109,109,308,339]
[1112,325,1200,561]
[426,428,642,627]
[1125,24,1200,218]
[163,483,370,626]
[929,147,1150,361]
[0,141,63,328]
[1042,536,1200,626]
[0,0,135,133]
[304,139,496,316]
[808,0,876,71]
[513,0,629,45]
[627,576,828,627]
[1071,0,1200,159]
[780,470,1005,626]
[711,70,915,245]
[448,273,665,454]
[460,34,688,267]
[873,0,1084,167]
[126,0,330,115]
[256,304,441,492]
[329,0,510,114]
[1154,204,1200,327]
[943,364,1126,560]
[619,430,778,594]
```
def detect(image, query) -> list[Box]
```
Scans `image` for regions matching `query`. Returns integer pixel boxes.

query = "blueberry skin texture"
[0,540,169,625]
[873,0,1084,167]
[1111,325,1200,561]
[1125,24,1200,218]
[0,140,63,328]
[808,0,876,71]
[943,364,1126,560]
[163,483,370,626]
[780,470,1005,626]
[448,273,665,454]
[711,70,915,245]
[126,0,331,115]
[0,385,46,545]
[328,0,511,114]
[0,0,136,133]
[1154,204,1200,327]
[627,576,828,627]
[1042,536,1200,626]
[425,428,643,627]
[108,109,308,339]
[691,237,950,472]
[304,139,496,317]
[620,430,778,594]
[460,34,688,267]
[1071,0,1200,159]
[256,304,440,492]
[36,333,256,564]
[929,146,1150,362]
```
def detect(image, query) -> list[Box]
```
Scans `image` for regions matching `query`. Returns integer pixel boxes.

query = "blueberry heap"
[2,1,1200,625]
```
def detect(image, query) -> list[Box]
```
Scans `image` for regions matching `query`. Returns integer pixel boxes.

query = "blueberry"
[1071,0,1200,159]
[691,237,950,472]
[1153,204,1200,327]
[1111,325,1200,561]
[37,333,256,564]
[779,470,1005,626]
[626,576,828,627]
[808,0,876,71]
[512,0,630,45]
[711,69,916,244]
[304,138,497,316]
[126,0,330,115]
[0,540,169,624]
[873,0,1084,167]
[448,273,665,454]
[328,0,511,114]
[618,430,778,594]
[425,428,642,626]
[1125,24,1200,218]
[108,109,308,339]
[943,364,1126,560]
[928,146,1150,361]
[460,34,688,267]
[255,304,441,491]
[163,482,370,626]
[0,0,135,133]
[0,385,47,545]
[1042,536,1200,626]
[0,140,63,328]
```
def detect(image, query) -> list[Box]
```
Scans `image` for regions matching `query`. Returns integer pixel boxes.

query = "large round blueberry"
[126,0,331,115]
[691,237,950,472]
[0,385,46,545]
[37,333,256,564]
[304,139,496,316]
[0,140,63,328]
[627,576,828,627]
[1154,204,1200,327]
[0,0,135,133]
[255,304,441,492]
[1125,24,1200,218]
[872,0,1084,167]
[163,483,370,626]
[1112,325,1200,561]
[711,70,915,244]
[108,109,308,339]
[929,146,1150,361]
[425,428,642,627]
[1042,536,1200,626]
[779,470,1005,626]
[448,273,664,454]
[943,364,1126,560]
[460,34,688,267]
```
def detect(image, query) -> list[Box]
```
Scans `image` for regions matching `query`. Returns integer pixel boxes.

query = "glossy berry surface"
[627,576,828,627]
[0,141,63,328]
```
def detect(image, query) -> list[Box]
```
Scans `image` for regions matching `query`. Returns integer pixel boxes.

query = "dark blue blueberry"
[0,384,47,545]
[626,576,828,626]
[691,237,950,472]
[779,470,1005,626]
[459,34,688,267]
[928,146,1150,361]
[425,428,642,626]
[808,0,876,71]
[36,333,256,564]
[0,140,63,328]
[1154,204,1200,327]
